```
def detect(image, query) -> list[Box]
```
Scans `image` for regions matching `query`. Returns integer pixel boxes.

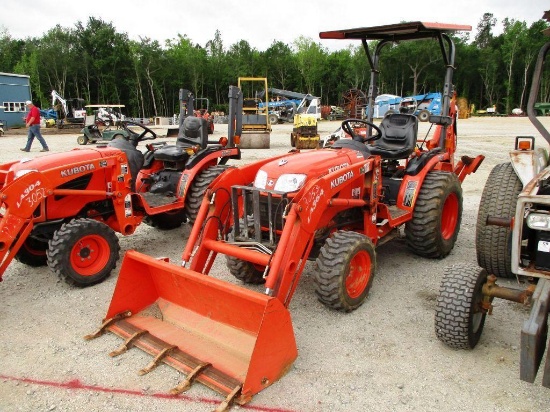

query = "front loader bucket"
[87,250,297,407]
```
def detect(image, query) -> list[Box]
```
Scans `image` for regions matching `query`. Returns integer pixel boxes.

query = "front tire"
[15,237,48,266]
[435,264,489,349]
[145,208,187,230]
[47,218,120,287]
[476,162,522,278]
[405,171,462,258]
[185,165,228,224]
[314,231,376,312]
[226,256,265,284]
[77,135,89,145]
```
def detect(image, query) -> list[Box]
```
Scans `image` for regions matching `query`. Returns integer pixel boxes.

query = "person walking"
[21,100,49,152]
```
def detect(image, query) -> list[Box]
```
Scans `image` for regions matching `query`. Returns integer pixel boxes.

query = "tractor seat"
[176,116,209,149]
[369,114,418,159]
[152,145,190,163]
[153,116,208,163]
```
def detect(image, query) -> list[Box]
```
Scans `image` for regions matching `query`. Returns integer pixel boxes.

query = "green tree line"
[0,13,548,117]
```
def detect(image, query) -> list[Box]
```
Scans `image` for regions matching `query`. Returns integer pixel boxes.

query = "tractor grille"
[231,185,288,246]
[54,174,93,200]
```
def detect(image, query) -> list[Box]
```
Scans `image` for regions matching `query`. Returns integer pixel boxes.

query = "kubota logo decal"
[330,171,354,189]
[61,163,95,178]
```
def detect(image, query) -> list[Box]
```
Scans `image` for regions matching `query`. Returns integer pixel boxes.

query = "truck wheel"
[476,162,522,278]
[15,238,48,267]
[144,208,187,230]
[268,114,279,125]
[314,231,376,312]
[226,256,265,284]
[77,135,88,145]
[435,263,489,349]
[405,171,462,258]
[185,165,228,224]
[47,218,120,287]
[417,109,430,122]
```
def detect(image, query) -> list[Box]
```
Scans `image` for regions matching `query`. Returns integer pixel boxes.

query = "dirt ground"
[0,117,549,412]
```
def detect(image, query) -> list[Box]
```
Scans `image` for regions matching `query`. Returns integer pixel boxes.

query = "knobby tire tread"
[405,171,462,258]
[47,218,120,287]
[185,165,228,224]
[315,231,375,312]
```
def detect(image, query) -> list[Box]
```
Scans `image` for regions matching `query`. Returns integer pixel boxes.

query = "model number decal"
[328,163,349,174]
[16,180,45,208]
[305,185,325,224]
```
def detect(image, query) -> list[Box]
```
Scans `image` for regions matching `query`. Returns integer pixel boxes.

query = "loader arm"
[0,171,54,280]
[265,158,379,305]
[181,153,294,266]
[185,156,379,307]
[0,151,137,281]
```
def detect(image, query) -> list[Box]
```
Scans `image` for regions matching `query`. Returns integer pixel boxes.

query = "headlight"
[526,212,550,231]
[274,174,306,192]
[254,170,268,189]
[14,169,36,178]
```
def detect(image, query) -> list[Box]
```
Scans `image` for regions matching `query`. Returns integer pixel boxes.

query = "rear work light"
[527,211,550,231]
[515,136,534,151]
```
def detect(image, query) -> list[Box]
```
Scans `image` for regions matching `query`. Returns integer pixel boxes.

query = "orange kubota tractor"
[86,22,484,409]
[0,86,242,287]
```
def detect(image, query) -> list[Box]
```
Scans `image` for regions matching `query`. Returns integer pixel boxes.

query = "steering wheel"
[341,119,382,143]
[122,121,157,146]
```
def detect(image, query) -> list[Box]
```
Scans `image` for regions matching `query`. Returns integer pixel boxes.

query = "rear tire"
[405,171,462,258]
[15,237,48,267]
[47,218,120,287]
[314,231,376,312]
[476,162,522,278]
[268,114,279,125]
[226,256,265,284]
[145,208,187,230]
[185,165,228,224]
[435,264,489,349]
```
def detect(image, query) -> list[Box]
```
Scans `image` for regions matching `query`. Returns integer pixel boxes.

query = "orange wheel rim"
[346,250,371,299]
[441,192,459,239]
[70,235,110,276]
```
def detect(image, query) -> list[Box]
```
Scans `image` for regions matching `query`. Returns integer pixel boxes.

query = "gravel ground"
[1,117,549,412]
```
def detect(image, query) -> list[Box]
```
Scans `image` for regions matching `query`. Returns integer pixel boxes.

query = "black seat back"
[177,116,208,149]
[370,114,418,159]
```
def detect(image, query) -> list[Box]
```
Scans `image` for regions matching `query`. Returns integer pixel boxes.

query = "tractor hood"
[253,148,367,193]
[9,147,122,177]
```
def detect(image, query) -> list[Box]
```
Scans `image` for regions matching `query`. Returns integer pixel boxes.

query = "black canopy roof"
[319,21,471,42]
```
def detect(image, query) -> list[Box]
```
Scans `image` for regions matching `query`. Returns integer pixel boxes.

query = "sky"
[1,0,548,51]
